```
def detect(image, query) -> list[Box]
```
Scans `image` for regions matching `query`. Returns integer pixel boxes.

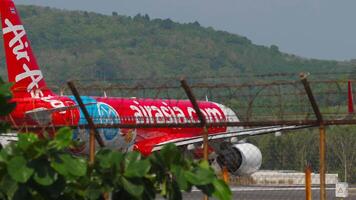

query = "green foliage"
[0,78,16,132]
[0,128,231,200]
[251,124,356,184]
[1,5,355,84]
[327,125,356,183]
[148,144,231,200]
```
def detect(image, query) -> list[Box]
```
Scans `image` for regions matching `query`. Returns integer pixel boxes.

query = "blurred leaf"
[196,184,214,197]
[33,162,57,186]
[184,167,215,185]
[49,127,73,150]
[121,177,144,198]
[148,151,166,172]
[125,151,141,164]
[0,81,15,117]
[0,82,13,96]
[172,165,189,191]
[8,156,34,183]
[0,100,16,117]
[124,159,150,178]
[51,154,87,177]
[169,180,182,200]
[0,151,9,163]
[159,144,181,167]
[17,133,38,151]
[96,149,123,169]
[199,160,210,170]
[212,179,232,200]
[0,122,11,132]
[84,183,103,200]
[0,174,18,199]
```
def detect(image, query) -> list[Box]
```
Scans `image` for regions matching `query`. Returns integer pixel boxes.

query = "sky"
[14,0,356,61]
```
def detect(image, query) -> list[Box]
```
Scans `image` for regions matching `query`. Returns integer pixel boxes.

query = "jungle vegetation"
[0,5,355,183]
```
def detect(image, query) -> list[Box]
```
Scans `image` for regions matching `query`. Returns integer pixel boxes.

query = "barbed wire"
[44,71,356,85]
[8,72,356,132]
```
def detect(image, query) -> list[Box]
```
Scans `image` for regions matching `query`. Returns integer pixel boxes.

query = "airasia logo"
[2,18,44,98]
[129,101,223,124]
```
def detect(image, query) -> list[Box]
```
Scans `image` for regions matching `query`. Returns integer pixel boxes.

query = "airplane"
[0,0,308,176]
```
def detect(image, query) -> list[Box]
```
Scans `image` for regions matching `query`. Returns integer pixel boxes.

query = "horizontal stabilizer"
[25,102,96,125]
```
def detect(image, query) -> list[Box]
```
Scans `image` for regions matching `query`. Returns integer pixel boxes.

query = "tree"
[160,19,174,29]
[328,126,356,183]
[270,45,279,54]
[112,12,118,17]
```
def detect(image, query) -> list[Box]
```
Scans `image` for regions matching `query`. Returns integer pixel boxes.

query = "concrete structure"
[228,170,339,185]
[250,170,339,185]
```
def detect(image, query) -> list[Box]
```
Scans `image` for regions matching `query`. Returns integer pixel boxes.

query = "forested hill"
[0,5,355,82]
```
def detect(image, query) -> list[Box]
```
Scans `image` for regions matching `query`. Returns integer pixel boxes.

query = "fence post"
[67,81,110,199]
[300,73,326,200]
[180,78,209,161]
[67,81,105,164]
[180,78,210,200]
[319,125,326,200]
[305,164,312,200]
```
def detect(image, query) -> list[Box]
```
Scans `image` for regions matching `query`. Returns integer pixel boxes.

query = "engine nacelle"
[217,143,262,176]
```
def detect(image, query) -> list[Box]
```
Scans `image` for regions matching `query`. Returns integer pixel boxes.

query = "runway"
[179,186,356,200]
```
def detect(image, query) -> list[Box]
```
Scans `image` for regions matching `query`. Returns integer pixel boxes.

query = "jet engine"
[216,143,262,176]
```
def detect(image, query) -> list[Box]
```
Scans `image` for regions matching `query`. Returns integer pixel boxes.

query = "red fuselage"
[9,95,232,155]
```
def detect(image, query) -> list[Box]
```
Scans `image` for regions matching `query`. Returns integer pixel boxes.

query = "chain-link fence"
[11,72,356,199]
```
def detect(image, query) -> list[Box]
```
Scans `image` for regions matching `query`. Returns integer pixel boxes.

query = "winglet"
[348,80,354,113]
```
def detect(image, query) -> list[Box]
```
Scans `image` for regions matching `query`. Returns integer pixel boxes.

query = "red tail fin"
[1,0,53,98]
[348,80,354,113]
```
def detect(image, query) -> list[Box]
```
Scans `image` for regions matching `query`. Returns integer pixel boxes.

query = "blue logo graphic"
[69,96,120,141]
[96,102,120,140]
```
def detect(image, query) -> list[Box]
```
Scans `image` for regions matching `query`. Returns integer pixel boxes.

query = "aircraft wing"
[151,125,312,151]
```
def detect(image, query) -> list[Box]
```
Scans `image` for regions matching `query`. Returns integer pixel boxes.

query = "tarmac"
[178,185,356,200]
